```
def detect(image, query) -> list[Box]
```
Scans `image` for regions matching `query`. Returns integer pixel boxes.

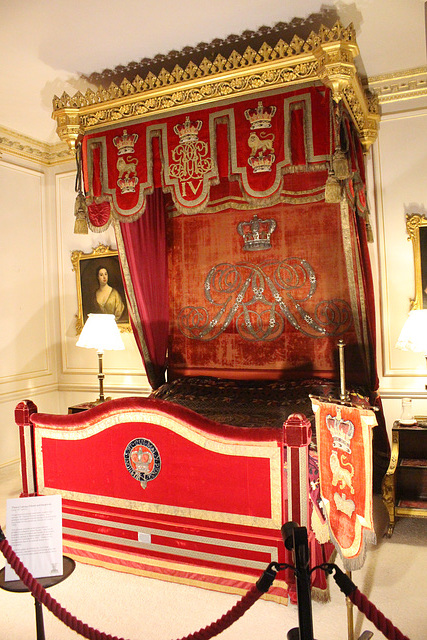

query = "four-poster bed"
[16,19,388,605]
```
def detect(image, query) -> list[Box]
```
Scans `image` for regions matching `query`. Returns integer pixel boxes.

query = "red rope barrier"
[0,535,263,640]
[2,531,413,640]
[349,588,410,640]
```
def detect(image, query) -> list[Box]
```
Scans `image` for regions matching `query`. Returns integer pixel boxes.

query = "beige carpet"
[0,462,426,640]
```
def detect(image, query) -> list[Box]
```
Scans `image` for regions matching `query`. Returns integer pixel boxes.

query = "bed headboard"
[52,19,380,390]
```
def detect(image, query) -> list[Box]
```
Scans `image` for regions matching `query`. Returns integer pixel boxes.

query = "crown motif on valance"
[173,116,203,143]
[113,129,138,155]
[117,174,138,193]
[245,101,277,129]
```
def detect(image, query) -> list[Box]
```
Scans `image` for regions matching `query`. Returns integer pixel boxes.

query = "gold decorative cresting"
[52,21,379,152]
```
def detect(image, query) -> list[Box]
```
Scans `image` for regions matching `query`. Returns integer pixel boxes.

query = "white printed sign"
[4,495,63,582]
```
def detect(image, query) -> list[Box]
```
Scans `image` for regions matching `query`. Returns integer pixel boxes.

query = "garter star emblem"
[124,438,161,489]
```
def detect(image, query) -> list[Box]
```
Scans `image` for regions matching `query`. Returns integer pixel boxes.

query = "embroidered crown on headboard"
[237,214,276,251]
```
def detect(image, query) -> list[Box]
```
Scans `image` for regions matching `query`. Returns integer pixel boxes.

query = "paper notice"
[4,495,63,582]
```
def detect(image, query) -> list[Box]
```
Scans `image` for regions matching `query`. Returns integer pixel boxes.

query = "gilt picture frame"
[71,245,131,334]
[406,213,427,310]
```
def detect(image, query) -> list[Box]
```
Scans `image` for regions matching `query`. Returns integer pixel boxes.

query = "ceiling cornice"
[0,126,73,166]
[367,66,427,105]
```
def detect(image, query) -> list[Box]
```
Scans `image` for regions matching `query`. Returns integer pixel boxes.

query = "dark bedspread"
[151,376,370,432]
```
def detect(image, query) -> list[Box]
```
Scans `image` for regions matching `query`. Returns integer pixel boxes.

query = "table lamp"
[396,309,427,424]
[396,309,427,359]
[76,314,125,402]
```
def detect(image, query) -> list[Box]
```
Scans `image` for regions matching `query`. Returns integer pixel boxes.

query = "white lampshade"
[76,314,125,352]
[396,309,427,355]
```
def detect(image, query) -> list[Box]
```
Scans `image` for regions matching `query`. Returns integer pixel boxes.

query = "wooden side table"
[68,401,98,414]
[382,421,427,536]
[68,399,111,414]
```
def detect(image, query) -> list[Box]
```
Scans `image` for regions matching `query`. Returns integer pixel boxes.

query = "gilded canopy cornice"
[52,21,379,152]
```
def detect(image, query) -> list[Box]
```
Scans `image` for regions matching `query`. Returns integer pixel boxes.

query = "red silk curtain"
[118,188,168,389]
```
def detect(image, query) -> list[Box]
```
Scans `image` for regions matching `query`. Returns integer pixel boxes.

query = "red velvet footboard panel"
[23,397,290,604]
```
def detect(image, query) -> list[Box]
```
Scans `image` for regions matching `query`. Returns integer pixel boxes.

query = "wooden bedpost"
[14,400,38,497]
[283,413,312,528]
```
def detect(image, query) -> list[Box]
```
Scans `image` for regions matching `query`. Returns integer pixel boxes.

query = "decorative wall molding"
[0,126,74,165]
[367,66,427,105]
[0,383,60,406]
[58,382,151,396]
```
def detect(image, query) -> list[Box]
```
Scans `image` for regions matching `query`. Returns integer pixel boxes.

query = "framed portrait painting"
[71,245,131,334]
[406,213,427,310]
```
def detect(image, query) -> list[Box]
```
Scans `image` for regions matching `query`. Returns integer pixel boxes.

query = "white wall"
[372,104,427,431]
[0,154,60,466]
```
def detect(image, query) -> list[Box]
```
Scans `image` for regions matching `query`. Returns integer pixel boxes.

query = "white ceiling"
[1,0,426,144]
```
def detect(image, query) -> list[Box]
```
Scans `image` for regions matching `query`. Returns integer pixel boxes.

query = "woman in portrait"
[93,264,125,321]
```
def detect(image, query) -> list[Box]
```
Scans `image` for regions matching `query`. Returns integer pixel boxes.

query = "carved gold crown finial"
[54,106,82,152]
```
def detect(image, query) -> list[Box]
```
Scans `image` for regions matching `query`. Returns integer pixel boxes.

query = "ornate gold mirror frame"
[52,21,379,153]
[406,213,427,310]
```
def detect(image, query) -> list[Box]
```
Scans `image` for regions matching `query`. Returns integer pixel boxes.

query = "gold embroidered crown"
[237,214,277,251]
[326,415,355,453]
[117,174,139,193]
[244,101,277,129]
[173,116,203,143]
[248,153,275,173]
[113,129,139,155]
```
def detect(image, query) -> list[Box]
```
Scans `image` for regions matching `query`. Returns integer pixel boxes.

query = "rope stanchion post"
[281,522,314,640]
[346,570,355,640]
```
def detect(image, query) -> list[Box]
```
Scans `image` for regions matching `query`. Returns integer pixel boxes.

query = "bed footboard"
[15,398,292,604]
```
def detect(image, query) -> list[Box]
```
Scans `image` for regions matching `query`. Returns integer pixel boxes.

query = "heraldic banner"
[311,398,377,571]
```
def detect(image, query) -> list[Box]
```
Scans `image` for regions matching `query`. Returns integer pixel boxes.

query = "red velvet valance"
[79,81,375,394]
[82,84,335,227]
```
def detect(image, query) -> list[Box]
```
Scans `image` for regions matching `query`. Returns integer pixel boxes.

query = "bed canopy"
[52,18,380,401]
[36,17,389,599]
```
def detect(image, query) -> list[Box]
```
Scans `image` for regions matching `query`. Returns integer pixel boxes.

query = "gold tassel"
[366,220,374,243]
[311,507,330,544]
[74,192,88,234]
[325,171,341,203]
[332,147,350,180]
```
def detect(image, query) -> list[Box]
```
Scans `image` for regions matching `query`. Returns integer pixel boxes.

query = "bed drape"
[80,84,378,398]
